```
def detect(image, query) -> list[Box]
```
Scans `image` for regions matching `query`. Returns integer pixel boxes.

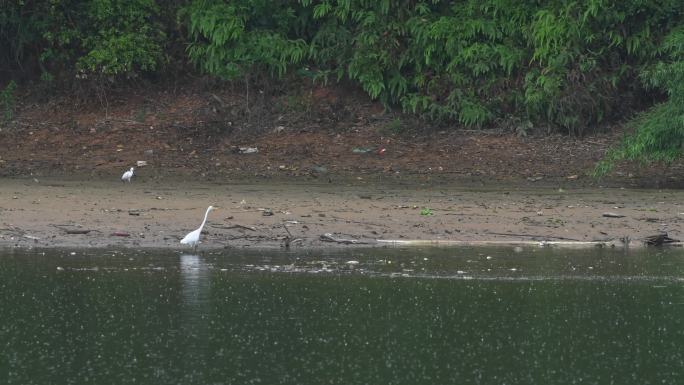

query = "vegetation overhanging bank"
[2,1,684,169]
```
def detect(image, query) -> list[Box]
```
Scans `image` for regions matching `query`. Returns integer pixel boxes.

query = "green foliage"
[500,1,666,132]
[420,207,434,216]
[1,81,17,122]
[596,24,684,175]
[3,0,684,145]
[1,0,167,84]
[302,0,664,131]
[381,118,406,135]
[183,0,308,80]
[76,0,166,78]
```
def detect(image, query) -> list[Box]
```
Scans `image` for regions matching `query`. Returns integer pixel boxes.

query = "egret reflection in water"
[179,254,213,384]
[180,253,211,320]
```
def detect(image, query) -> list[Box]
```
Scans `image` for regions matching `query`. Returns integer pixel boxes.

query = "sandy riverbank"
[1,176,682,250]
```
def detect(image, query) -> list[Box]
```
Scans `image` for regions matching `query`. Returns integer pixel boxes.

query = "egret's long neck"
[198,207,212,232]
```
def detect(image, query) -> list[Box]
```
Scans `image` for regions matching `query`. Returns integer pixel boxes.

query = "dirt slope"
[0,84,682,187]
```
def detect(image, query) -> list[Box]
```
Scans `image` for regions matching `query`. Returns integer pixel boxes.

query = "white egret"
[121,167,135,183]
[180,206,215,249]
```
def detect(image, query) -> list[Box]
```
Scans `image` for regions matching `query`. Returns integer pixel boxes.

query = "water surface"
[1,247,683,384]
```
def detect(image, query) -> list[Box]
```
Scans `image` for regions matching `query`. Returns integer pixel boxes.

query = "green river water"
[1,246,683,384]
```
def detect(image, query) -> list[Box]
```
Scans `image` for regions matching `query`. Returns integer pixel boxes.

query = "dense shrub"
[182,0,684,135]
[595,25,684,174]
[1,80,17,123]
[1,0,167,85]
[75,0,166,78]
[183,0,308,80]
[3,0,684,151]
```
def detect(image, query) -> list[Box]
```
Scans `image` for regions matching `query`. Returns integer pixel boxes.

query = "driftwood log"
[644,233,679,246]
[320,233,370,245]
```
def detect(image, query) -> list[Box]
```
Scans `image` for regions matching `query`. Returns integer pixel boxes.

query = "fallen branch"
[282,224,293,249]
[51,225,99,234]
[0,227,23,234]
[107,118,147,126]
[327,215,390,228]
[378,239,617,248]
[210,93,227,107]
[377,238,684,248]
[485,231,581,241]
[644,232,679,246]
[320,233,370,245]
[64,229,93,234]
[215,224,257,231]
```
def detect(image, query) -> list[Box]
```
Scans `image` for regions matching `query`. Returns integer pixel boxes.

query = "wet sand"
[1,176,682,250]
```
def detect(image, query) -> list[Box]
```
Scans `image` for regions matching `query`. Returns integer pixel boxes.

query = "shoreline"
[1,176,682,251]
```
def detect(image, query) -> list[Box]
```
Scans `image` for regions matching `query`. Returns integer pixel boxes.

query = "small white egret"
[180,206,215,249]
[121,167,135,183]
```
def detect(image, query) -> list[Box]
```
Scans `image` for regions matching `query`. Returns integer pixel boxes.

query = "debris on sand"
[235,146,258,154]
[320,233,369,244]
[602,212,625,218]
[644,233,679,246]
[51,225,94,235]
